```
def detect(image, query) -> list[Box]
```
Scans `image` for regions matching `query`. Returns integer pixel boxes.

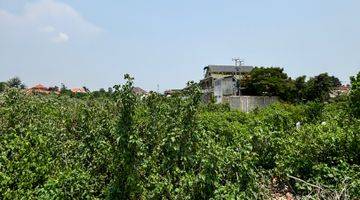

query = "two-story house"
[200,65,254,103]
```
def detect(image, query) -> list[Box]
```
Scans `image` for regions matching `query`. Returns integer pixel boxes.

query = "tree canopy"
[7,77,25,89]
[242,67,294,99]
[241,68,342,103]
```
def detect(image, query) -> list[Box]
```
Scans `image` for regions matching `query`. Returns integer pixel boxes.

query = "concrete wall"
[213,77,237,103]
[221,77,236,96]
[224,96,279,112]
[214,79,222,103]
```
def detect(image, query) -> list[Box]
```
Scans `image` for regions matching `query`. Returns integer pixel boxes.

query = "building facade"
[200,65,254,103]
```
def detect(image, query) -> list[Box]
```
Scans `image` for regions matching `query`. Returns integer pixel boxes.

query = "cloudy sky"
[0,0,359,91]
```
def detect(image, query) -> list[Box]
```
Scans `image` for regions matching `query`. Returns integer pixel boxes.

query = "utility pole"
[232,58,244,96]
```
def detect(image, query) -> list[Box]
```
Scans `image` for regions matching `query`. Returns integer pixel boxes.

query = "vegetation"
[0,82,7,92]
[0,77,26,92]
[349,72,360,118]
[242,67,342,103]
[6,77,26,89]
[0,72,359,199]
[303,73,342,102]
[242,67,294,99]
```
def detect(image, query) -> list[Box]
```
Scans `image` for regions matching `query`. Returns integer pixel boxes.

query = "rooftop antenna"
[232,57,244,96]
[232,57,244,66]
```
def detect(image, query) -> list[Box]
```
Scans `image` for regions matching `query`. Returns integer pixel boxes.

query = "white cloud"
[52,32,69,43]
[0,0,103,44]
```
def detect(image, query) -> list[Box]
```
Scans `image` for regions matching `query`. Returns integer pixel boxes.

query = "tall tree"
[7,77,25,89]
[294,76,307,102]
[304,73,341,102]
[242,67,295,100]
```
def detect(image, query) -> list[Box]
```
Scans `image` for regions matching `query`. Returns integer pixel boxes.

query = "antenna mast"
[232,57,244,96]
[232,57,244,66]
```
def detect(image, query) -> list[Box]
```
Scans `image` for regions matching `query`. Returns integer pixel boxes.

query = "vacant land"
[0,80,359,199]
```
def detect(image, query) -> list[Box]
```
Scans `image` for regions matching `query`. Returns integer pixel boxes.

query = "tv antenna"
[232,57,244,66]
[232,57,244,96]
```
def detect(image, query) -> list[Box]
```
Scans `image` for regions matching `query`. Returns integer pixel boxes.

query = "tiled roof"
[32,84,47,90]
[71,88,87,93]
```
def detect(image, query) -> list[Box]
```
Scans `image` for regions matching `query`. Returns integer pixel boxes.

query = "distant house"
[27,84,51,94]
[71,87,87,94]
[132,87,147,96]
[200,65,254,103]
[330,85,350,98]
[28,84,89,95]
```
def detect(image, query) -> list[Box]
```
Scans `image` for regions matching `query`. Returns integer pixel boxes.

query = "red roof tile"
[32,84,48,90]
[71,88,87,93]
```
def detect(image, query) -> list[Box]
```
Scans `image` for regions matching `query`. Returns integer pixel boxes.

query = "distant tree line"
[241,67,342,103]
[0,68,349,104]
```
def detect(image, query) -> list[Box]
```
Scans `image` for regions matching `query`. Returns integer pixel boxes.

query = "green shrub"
[0,79,359,199]
[349,71,360,118]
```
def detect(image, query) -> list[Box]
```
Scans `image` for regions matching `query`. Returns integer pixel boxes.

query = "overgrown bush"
[349,71,360,118]
[0,77,359,199]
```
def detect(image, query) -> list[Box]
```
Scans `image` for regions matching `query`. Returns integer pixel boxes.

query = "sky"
[0,0,359,91]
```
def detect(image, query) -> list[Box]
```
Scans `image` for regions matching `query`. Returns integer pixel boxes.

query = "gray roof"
[132,87,147,95]
[204,65,254,73]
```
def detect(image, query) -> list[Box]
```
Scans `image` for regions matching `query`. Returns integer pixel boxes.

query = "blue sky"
[0,0,359,91]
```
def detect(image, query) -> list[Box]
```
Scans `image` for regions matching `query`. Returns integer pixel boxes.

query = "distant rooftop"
[204,65,254,73]
[71,88,87,93]
[31,84,47,90]
[132,87,147,95]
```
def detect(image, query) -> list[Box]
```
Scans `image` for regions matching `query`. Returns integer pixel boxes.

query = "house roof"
[71,88,87,93]
[204,65,254,73]
[132,87,147,95]
[335,85,350,92]
[31,84,47,90]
